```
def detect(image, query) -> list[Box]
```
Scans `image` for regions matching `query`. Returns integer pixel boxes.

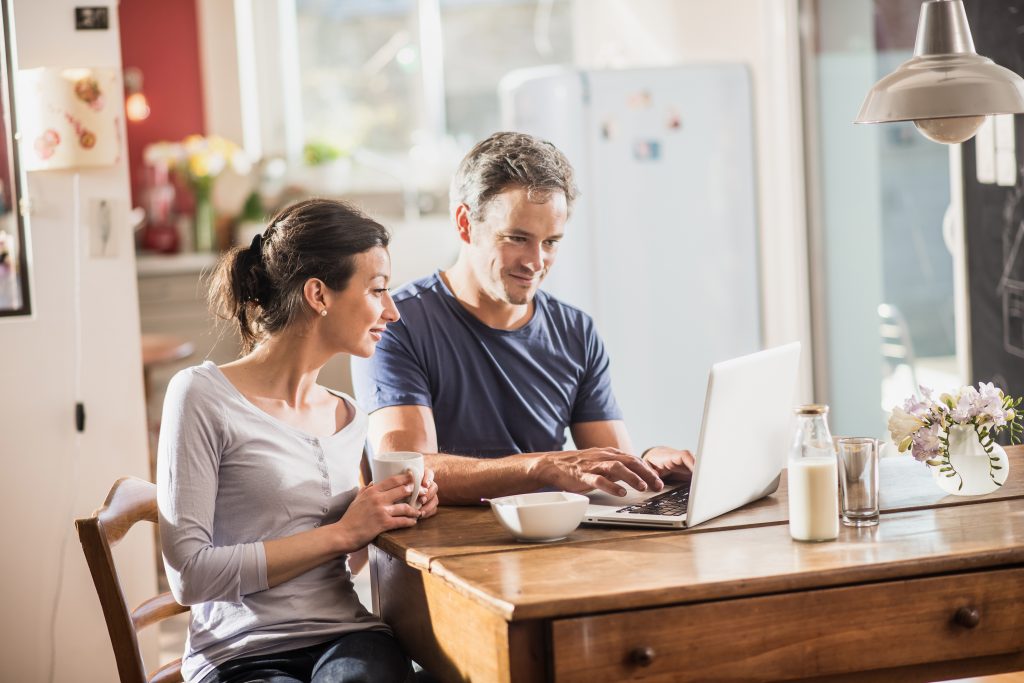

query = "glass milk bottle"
[787,405,839,542]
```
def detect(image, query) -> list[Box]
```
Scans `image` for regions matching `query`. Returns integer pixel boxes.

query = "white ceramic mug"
[370,451,425,510]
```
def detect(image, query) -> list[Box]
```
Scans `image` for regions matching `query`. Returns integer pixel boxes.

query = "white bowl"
[488,491,589,542]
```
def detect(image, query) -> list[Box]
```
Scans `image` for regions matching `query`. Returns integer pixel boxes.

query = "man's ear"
[454,203,473,245]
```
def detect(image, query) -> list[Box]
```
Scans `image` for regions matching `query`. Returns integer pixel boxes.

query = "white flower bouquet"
[887,383,1022,490]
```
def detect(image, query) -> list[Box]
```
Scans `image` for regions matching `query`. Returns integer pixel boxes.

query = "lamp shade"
[855,0,1024,130]
[17,67,121,171]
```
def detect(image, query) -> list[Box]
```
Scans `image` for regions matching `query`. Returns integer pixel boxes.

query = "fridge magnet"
[600,117,618,141]
[632,139,662,161]
[666,107,683,131]
[627,90,652,110]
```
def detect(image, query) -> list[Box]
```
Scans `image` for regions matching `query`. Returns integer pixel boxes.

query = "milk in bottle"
[788,404,839,542]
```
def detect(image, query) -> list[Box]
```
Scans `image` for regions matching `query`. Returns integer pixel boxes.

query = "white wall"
[0,1,158,681]
[572,0,814,402]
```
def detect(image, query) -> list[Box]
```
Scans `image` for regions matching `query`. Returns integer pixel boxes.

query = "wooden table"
[370,447,1024,682]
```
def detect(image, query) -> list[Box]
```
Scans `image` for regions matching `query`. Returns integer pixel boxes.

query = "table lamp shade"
[18,67,121,171]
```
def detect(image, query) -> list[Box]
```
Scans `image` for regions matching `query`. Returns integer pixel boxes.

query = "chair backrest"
[878,302,919,383]
[75,476,188,683]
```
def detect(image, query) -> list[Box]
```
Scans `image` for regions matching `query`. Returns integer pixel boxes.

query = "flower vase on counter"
[192,177,215,253]
[143,135,250,254]
[888,383,1021,497]
[934,424,1009,496]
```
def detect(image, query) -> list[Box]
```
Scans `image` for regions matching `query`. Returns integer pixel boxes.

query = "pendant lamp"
[855,0,1024,144]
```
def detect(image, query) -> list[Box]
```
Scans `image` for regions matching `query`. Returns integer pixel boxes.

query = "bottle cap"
[794,404,829,415]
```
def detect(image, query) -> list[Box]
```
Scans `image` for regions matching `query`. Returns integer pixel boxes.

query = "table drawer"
[551,567,1024,682]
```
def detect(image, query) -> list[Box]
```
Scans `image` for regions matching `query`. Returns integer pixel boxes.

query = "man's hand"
[529,448,664,497]
[642,447,696,482]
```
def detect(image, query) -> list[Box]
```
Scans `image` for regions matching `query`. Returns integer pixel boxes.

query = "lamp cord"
[48,171,84,683]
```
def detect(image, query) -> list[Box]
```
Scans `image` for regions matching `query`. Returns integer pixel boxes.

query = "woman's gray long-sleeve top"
[157,362,388,682]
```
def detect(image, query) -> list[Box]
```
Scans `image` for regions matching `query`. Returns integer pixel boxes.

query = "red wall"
[118,0,206,206]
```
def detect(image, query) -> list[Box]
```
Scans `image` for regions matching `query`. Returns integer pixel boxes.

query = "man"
[352,131,693,504]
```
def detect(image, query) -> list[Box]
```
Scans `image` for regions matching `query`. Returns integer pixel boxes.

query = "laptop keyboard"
[617,485,691,516]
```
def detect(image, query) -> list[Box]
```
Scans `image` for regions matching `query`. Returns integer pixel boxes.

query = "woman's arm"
[158,372,266,606]
[263,473,420,587]
[158,372,422,603]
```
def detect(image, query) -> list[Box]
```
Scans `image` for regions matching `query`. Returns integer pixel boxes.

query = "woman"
[157,198,437,683]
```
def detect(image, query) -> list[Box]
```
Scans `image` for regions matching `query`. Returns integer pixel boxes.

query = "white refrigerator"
[500,64,762,452]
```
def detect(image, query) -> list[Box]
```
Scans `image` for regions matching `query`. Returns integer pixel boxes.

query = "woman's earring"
[320,309,328,317]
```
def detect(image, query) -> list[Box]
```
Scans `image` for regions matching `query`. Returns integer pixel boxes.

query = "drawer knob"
[630,646,656,667]
[954,606,981,629]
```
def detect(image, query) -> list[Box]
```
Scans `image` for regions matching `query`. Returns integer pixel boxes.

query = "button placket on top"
[312,438,330,514]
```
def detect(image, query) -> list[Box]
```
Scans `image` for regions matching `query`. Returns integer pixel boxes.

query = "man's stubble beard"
[500,272,545,306]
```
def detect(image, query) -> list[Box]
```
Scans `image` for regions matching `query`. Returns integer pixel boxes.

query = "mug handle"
[404,467,424,510]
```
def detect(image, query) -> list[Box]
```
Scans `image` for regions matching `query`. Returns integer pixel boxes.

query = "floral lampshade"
[17,66,121,171]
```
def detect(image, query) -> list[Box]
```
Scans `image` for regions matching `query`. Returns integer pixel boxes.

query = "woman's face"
[323,246,399,358]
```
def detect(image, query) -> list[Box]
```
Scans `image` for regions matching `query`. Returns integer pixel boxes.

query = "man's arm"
[570,419,634,452]
[571,420,695,482]
[367,405,662,504]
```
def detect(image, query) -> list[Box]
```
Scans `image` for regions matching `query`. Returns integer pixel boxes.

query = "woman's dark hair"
[209,198,390,354]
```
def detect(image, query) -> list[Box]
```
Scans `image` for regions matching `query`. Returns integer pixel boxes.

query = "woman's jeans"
[197,630,415,683]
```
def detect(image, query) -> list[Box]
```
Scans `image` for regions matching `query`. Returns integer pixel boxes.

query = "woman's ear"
[302,278,328,316]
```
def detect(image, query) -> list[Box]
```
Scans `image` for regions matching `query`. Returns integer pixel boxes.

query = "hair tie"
[249,233,264,260]
[242,233,267,304]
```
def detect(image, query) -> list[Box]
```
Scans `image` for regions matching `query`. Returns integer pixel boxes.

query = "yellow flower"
[145,135,247,182]
[188,153,210,178]
[208,135,237,157]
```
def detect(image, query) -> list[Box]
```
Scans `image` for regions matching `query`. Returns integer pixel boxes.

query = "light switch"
[88,198,121,258]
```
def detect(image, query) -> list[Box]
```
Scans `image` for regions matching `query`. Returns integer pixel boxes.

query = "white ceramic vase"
[931,424,1009,496]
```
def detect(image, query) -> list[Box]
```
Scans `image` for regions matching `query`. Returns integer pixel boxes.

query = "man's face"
[465,186,568,306]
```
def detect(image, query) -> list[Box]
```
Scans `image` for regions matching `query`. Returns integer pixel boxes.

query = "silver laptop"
[584,342,801,529]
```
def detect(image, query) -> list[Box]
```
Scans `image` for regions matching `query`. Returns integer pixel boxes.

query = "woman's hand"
[333,472,420,551]
[416,468,439,519]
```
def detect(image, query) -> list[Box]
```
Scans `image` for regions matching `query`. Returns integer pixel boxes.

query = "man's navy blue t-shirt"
[351,271,622,458]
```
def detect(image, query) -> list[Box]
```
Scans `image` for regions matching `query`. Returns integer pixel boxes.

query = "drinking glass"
[836,437,879,527]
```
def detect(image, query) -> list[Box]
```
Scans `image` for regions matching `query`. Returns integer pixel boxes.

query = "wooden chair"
[76,476,188,683]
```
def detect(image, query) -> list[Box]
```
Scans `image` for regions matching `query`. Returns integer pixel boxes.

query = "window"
[294,0,574,166]
[297,0,421,153]
[803,0,961,436]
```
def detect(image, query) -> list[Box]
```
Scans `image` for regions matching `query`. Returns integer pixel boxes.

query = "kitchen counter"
[136,252,220,277]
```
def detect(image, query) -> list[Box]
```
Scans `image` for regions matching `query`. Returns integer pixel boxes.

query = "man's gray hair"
[449,131,579,221]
